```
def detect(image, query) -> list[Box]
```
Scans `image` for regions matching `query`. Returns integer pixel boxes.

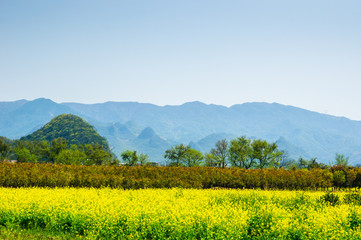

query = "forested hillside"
[21,114,110,151]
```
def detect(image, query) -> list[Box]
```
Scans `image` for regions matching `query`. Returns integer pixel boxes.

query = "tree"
[164,144,190,167]
[210,139,228,168]
[84,143,114,165]
[278,150,298,169]
[121,150,139,166]
[0,138,11,161]
[50,138,68,162]
[54,145,86,165]
[204,152,218,167]
[251,139,283,169]
[183,148,203,167]
[120,150,149,166]
[138,153,150,166]
[297,157,309,169]
[333,170,346,189]
[334,153,349,167]
[13,147,37,163]
[228,136,254,168]
[34,140,51,163]
[308,157,324,169]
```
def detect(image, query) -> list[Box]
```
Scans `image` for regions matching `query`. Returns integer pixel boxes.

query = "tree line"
[162,137,350,170]
[119,136,286,168]
[0,137,117,165]
[1,135,350,170]
[162,137,284,168]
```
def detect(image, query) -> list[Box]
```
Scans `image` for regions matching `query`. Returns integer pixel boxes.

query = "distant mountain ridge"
[1,98,361,164]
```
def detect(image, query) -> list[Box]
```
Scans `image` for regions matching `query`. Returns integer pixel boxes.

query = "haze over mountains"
[1,98,361,164]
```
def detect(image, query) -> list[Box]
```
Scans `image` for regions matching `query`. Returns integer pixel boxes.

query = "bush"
[344,192,361,205]
[319,192,340,206]
[333,170,346,188]
[348,210,361,230]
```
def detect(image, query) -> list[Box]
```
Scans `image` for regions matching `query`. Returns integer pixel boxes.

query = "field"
[1,188,361,239]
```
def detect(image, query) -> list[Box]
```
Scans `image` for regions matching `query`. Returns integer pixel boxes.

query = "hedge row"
[3,163,361,190]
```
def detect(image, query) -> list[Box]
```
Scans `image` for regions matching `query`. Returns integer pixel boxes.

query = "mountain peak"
[28,98,56,105]
[18,98,71,114]
[137,127,157,139]
[181,101,207,107]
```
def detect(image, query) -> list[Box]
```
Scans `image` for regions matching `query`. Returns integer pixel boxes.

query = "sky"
[1,0,361,120]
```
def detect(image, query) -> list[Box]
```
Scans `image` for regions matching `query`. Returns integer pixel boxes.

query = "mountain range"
[1,98,360,164]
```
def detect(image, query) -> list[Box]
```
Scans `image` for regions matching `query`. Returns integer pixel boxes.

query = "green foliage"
[165,136,285,169]
[203,153,218,167]
[0,138,11,161]
[21,114,110,152]
[209,139,228,168]
[138,153,150,166]
[319,192,340,206]
[0,225,78,240]
[84,144,115,165]
[287,192,311,210]
[121,150,139,166]
[334,153,349,167]
[50,138,68,162]
[344,192,361,205]
[8,138,117,165]
[333,170,346,188]
[297,157,325,170]
[252,139,283,169]
[34,140,51,162]
[227,136,284,169]
[183,148,203,167]
[162,145,204,167]
[120,150,149,166]
[164,144,193,167]
[54,146,86,165]
[246,211,273,237]
[13,147,37,163]
[228,136,253,168]
[6,113,117,165]
[348,210,361,230]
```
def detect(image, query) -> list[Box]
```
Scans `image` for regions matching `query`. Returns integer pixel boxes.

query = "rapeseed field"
[0,188,360,239]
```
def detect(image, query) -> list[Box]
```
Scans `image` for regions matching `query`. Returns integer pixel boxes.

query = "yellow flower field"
[0,188,360,239]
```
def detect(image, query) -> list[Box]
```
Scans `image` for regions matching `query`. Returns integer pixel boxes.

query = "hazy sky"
[1,1,361,120]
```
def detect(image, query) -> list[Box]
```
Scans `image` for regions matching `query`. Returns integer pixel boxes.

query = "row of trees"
[163,137,351,169]
[1,136,350,169]
[0,137,117,165]
[163,137,285,169]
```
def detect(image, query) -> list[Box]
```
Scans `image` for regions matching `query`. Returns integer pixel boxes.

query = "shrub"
[344,192,361,205]
[319,192,340,206]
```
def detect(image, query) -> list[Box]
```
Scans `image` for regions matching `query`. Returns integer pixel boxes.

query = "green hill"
[21,114,110,151]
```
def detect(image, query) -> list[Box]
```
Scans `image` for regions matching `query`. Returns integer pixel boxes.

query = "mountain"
[1,98,361,164]
[275,136,310,160]
[0,99,27,115]
[0,98,73,139]
[62,100,361,163]
[21,114,110,151]
[132,127,171,162]
[89,122,171,161]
